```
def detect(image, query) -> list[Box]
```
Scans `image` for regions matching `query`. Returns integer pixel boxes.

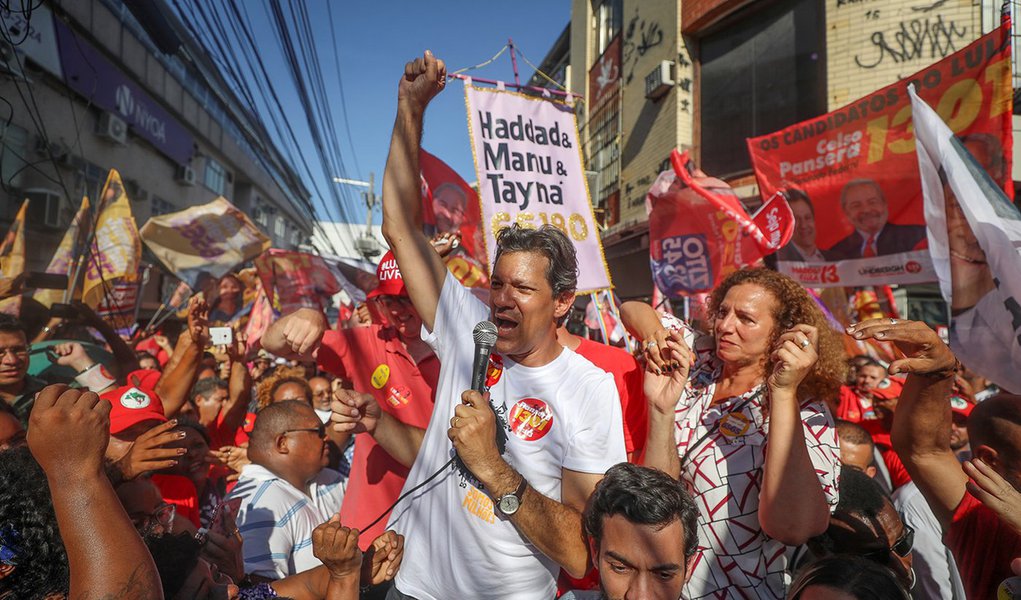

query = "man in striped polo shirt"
[229,400,347,580]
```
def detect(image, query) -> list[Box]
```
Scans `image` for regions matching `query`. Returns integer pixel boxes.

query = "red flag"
[420,149,484,262]
[647,150,794,297]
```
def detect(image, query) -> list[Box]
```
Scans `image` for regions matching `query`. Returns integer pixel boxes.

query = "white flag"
[910,85,1021,392]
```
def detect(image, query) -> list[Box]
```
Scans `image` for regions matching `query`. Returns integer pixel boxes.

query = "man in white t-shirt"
[333,51,624,599]
[228,400,346,580]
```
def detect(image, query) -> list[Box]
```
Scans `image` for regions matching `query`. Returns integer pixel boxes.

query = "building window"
[274,217,286,238]
[595,0,622,55]
[151,196,176,216]
[699,0,825,176]
[204,158,228,195]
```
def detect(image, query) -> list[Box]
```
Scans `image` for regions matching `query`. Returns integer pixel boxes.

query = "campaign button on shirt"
[371,364,390,389]
[509,398,553,441]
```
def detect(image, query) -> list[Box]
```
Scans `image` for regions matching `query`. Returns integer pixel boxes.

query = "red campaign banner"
[747,26,1012,288]
[647,150,794,296]
[420,149,485,263]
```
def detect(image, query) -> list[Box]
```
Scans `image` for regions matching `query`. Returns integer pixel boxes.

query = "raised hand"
[280,308,328,356]
[109,419,186,480]
[847,318,957,377]
[331,388,381,436]
[27,385,110,478]
[362,529,405,585]
[398,50,447,113]
[187,295,210,346]
[52,342,95,372]
[643,331,693,415]
[768,324,819,393]
[964,458,1021,535]
[312,514,362,581]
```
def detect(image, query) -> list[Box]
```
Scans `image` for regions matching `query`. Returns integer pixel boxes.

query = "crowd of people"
[0,50,1019,600]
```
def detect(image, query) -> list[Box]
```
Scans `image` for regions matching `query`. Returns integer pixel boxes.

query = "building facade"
[531,0,1018,319]
[0,0,313,312]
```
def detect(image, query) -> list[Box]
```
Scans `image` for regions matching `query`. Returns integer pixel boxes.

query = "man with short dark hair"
[372,51,625,599]
[580,463,699,600]
[0,314,46,425]
[807,466,915,591]
[836,420,878,479]
[228,400,346,580]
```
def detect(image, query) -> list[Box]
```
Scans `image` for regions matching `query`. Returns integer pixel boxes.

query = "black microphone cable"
[359,457,455,532]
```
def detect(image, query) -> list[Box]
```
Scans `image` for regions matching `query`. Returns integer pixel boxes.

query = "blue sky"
[248,1,571,224]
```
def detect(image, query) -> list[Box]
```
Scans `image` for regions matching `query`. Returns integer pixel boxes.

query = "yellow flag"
[81,170,141,308]
[0,200,28,315]
[34,197,91,308]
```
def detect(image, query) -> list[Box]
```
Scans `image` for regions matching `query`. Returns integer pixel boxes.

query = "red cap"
[871,375,904,401]
[101,385,167,436]
[950,395,974,418]
[367,250,407,300]
[126,368,161,391]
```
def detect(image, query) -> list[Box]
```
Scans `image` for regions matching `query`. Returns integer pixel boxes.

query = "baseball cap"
[950,394,974,418]
[100,385,167,436]
[367,250,407,300]
[126,368,161,391]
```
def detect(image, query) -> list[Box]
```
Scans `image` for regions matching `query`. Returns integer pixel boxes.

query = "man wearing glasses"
[228,400,346,581]
[0,314,48,426]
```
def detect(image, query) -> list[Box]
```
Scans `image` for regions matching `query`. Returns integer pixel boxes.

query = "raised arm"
[380,51,450,331]
[758,325,832,545]
[620,300,692,476]
[260,307,328,362]
[27,385,163,599]
[219,330,252,435]
[156,297,208,417]
[849,318,964,529]
[332,389,424,468]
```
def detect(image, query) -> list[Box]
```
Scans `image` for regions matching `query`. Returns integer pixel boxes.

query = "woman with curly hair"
[254,366,313,412]
[621,267,845,599]
[0,447,68,600]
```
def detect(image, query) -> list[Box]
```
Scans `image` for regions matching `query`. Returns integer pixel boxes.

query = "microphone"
[471,320,498,393]
[454,321,505,476]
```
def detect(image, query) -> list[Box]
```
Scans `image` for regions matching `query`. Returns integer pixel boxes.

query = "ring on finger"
[799,338,810,349]
[451,416,460,427]
[646,340,658,349]
[889,318,897,325]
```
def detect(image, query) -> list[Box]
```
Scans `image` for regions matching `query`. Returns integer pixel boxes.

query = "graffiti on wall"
[854,13,969,69]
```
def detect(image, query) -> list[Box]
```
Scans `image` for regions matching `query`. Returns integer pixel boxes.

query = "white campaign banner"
[778,250,937,288]
[911,85,1021,392]
[465,84,612,293]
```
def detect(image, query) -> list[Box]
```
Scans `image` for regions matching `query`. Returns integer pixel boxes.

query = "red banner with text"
[747,25,1012,288]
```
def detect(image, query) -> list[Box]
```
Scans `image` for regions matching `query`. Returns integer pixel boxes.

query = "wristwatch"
[497,476,528,516]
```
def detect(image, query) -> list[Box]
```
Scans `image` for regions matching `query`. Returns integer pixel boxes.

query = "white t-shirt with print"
[388,272,625,600]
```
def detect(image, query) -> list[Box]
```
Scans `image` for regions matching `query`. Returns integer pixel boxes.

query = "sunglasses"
[282,423,327,439]
[862,523,914,562]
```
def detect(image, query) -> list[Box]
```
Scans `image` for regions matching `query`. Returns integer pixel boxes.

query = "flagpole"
[591,292,611,344]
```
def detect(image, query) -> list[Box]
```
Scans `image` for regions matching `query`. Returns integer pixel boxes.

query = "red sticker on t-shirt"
[509,398,553,441]
[485,354,504,388]
[386,384,412,409]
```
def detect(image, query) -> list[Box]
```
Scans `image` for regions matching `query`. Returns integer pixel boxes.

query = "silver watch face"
[499,494,520,515]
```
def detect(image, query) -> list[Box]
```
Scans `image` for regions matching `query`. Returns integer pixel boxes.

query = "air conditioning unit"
[175,165,196,186]
[645,60,675,100]
[96,111,128,145]
[24,188,63,229]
